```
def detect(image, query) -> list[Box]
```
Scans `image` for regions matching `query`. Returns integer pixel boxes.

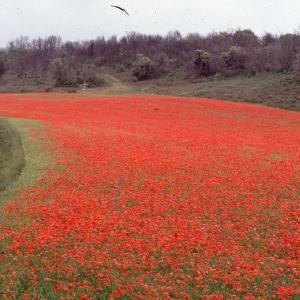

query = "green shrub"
[220,46,245,70]
[87,75,105,87]
[132,54,156,80]
[50,58,63,82]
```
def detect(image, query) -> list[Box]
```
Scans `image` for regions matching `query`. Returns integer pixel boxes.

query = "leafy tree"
[193,49,210,75]
[233,29,259,47]
[277,33,300,71]
[132,54,156,80]
[50,58,64,84]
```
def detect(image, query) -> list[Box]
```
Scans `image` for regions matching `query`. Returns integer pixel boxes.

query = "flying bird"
[111,5,129,15]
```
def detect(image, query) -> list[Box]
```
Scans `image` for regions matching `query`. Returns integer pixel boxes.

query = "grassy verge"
[0,118,57,209]
[0,117,25,192]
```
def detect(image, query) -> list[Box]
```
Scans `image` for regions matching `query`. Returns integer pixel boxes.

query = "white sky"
[0,0,300,48]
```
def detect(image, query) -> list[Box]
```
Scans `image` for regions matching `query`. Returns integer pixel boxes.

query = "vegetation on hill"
[0,29,300,111]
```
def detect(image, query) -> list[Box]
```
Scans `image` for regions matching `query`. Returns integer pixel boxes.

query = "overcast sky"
[1,0,300,48]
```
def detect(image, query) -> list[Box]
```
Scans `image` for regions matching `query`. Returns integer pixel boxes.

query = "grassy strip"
[0,118,56,209]
[0,117,25,192]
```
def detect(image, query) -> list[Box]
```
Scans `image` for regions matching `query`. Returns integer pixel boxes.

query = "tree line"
[0,29,300,87]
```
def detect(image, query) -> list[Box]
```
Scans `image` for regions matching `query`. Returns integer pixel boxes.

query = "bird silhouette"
[111,5,129,15]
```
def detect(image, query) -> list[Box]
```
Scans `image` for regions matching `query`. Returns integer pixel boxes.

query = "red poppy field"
[0,93,300,299]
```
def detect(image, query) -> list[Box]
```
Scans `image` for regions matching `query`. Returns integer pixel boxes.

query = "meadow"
[0,93,300,299]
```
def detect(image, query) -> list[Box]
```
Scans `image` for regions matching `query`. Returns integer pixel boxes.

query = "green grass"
[0,117,25,192]
[0,118,58,209]
[0,75,53,94]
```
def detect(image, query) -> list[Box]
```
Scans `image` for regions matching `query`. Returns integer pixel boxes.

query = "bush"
[220,46,245,70]
[53,75,82,88]
[132,54,156,80]
[50,58,63,83]
[193,49,210,75]
[87,75,105,87]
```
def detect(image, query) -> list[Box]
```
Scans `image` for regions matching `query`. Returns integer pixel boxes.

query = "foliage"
[233,29,259,47]
[50,58,104,88]
[50,58,63,84]
[86,75,105,87]
[132,53,156,80]
[261,32,276,46]
[1,29,300,84]
[193,49,210,75]
[220,46,245,69]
